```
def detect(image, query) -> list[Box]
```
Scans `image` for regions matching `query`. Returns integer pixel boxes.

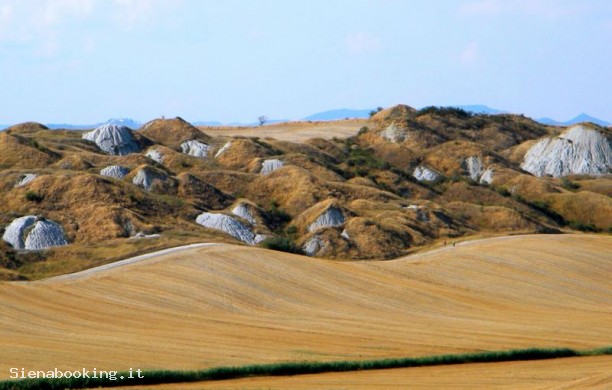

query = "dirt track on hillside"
[0,234,610,385]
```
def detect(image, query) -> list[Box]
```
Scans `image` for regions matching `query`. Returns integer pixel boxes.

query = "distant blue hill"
[536,113,610,127]
[536,117,560,126]
[193,120,224,126]
[104,118,141,128]
[45,118,141,130]
[302,106,504,121]
[303,108,373,121]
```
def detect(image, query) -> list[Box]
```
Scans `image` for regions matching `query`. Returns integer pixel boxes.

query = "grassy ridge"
[1,346,610,389]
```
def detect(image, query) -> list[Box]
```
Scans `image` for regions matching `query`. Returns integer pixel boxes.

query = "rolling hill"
[1,105,611,281]
[0,234,610,386]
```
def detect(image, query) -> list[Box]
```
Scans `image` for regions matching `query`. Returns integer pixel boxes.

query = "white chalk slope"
[261,159,284,175]
[82,124,140,156]
[195,212,264,245]
[15,174,38,187]
[181,140,211,158]
[464,156,494,184]
[521,125,612,177]
[380,123,408,143]
[2,216,68,250]
[145,149,163,164]
[413,165,440,182]
[308,207,345,232]
[132,167,167,191]
[231,203,257,225]
[100,165,130,180]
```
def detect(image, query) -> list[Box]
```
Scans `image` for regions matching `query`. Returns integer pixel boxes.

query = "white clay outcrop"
[195,212,258,245]
[82,124,140,156]
[231,203,257,225]
[303,235,324,256]
[215,142,232,158]
[464,156,484,181]
[2,216,68,250]
[132,167,167,191]
[480,168,494,184]
[463,156,494,184]
[260,159,284,175]
[100,165,130,180]
[521,125,612,177]
[413,166,440,182]
[180,140,211,158]
[308,207,345,232]
[380,123,408,143]
[145,149,164,164]
[15,174,38,187]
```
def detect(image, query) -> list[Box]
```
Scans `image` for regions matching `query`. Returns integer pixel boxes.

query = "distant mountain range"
[0,118,141,131]
[0,108,609,130]
[301,105,610,126]
[303,108,374,121]
[536,113,610,127]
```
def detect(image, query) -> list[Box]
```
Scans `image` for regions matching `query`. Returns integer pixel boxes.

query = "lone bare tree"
[258,115,268,126]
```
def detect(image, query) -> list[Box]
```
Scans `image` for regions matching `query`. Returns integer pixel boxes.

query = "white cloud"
[0,0,96,58]
[346,32,380,54]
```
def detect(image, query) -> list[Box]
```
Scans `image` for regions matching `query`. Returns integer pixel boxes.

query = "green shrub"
[286,225,298,236]
[259,236,303,255]
[496,187,511,197]
[1,346,608,390]
[266,201,291,229]
[568,221,598,232]
[416,106,473,119]
[560,177,580,191]
[24,191,44,203]
[368,107,383,117]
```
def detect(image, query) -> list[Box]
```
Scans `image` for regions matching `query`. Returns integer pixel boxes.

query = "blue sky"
[0,0,610,124]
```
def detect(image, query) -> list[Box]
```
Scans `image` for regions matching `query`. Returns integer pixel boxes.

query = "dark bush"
[496,187,511,197]
[24,191,44,203]
[560,177,580,191]
[357,126,369,136]
[416,106,473,119]
[266,201,292,229]
[259,236,303,255]
[568,220,598,232]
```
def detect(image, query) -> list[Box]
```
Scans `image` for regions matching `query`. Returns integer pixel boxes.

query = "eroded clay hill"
[0,106,610,279]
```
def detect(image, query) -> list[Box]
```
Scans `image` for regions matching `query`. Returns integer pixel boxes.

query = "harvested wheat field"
[198,119,366,142]
[121,355,612,389]
[0,234,610,384]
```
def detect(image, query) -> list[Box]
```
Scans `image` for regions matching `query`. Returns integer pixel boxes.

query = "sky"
[0,0,611,124]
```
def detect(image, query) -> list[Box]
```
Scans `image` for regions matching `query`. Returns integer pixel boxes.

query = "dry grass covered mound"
[0,105,610,279]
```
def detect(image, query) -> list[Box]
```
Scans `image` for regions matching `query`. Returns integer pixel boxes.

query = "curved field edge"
[1,347,610,390]
[13,233,591,283]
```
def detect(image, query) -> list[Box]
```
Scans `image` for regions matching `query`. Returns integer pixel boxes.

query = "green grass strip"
[1,346,610,389]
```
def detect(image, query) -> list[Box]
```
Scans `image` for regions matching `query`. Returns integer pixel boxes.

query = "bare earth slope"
[0,235,610,381]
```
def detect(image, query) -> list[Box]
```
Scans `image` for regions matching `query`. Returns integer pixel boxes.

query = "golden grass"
[0,234,609,380]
